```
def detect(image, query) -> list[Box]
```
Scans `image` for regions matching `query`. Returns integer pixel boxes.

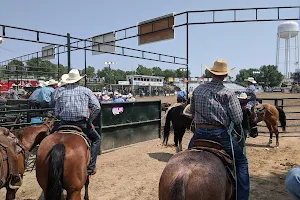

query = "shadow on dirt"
[148,152,174,162]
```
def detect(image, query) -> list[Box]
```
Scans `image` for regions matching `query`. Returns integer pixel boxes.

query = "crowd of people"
[96,89,136,103]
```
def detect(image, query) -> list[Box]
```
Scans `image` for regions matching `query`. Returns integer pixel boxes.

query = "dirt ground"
[1,92,300,200]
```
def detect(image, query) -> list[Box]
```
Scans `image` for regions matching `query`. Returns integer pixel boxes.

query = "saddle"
[57,125,91,148]
[0,130,26,188]
[190,139,235,184]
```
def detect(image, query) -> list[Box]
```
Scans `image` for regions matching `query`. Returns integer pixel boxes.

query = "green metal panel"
[100,100,161,151]
[0,100,162,151]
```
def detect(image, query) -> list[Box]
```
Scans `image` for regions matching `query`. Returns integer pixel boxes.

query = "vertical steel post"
[57,46,60,80]
[67,33,71,72]
[36,52,39,79]
[186,13,189,95]
[84,41,87,87]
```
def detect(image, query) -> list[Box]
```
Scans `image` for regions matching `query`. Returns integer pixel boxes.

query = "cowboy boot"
[8,139,22,189]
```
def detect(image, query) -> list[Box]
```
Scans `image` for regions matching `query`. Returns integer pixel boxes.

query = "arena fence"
[0,100,161,152]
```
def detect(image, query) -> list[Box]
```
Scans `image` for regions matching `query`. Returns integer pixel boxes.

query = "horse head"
[17,118,55,151]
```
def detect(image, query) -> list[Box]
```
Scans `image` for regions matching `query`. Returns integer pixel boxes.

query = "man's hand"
[87,123,95,130]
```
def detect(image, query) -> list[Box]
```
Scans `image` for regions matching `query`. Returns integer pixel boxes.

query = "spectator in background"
[101,94,111,103]
[37,79,58,108]
[127,93,135,102]
[113,93,125,103]
[8,83,18,100]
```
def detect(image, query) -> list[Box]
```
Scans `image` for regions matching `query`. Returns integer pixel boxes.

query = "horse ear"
[44,118,49,124]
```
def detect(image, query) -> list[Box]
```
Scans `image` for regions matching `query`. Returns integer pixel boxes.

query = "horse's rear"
[159,150,233,200]
[36,132,91,200]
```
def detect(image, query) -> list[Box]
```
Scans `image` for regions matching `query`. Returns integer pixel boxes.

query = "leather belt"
[196,123,224,129]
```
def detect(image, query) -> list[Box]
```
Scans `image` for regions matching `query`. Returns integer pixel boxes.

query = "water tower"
[276,21,299,79]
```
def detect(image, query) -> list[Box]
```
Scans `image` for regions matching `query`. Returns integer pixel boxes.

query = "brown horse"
[36,126,92,200]
[159,149,234,200]
[254,103,286,147]
[0,118,55,200]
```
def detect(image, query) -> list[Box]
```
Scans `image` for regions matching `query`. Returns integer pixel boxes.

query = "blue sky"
[0,0,299,78]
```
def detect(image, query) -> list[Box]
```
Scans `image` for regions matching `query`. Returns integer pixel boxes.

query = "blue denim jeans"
[286,166,300,200]
[50,120,101,174]
[188,127,249,200]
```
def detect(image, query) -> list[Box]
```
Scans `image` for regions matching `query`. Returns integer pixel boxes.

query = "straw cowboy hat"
[205,59,236,76]
[38,81,46,87]
[57,74,68,87]
[47,79,58,86]
[237,92,250,100]
[102,95,110,100]
[244,77,257,84]
[61,69,85,84]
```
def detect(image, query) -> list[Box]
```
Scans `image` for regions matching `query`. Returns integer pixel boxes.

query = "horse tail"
[171,170,190,200]
[163,107,173,145]
[276,106,286,132]
[46,144,65,200]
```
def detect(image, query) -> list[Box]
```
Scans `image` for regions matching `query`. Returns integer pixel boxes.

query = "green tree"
[136,65,152,75]
[26,57,57,79]
[85,66,95,78]
[202,69,212,78]
[259,65,284,87]
[163,69,176,79]
[152,67,163,77]
[235,66,283,87]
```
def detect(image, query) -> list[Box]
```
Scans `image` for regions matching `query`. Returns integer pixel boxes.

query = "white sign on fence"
[92,32,116,55]
[42,45,56,60]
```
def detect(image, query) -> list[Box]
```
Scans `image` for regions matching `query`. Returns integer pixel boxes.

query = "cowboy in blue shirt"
[240,77,257,109]
[37,79,57,108]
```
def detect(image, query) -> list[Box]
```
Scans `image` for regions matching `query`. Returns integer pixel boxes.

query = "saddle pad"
[57,130,91,149]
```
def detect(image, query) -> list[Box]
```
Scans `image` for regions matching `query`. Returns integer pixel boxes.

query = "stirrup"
[9,174,23,189]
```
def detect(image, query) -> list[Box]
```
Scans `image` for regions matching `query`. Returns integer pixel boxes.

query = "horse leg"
[5,187,16,200]
[174,129,180,152]
[84,175,90,200]
[273,121,280,147]
[178,127,185,152]
[67,191,82,200]
[266,122,273,146]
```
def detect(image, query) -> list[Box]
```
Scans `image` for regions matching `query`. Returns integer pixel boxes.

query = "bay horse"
[36,125,93,200]
[159,109,257,200]
[0,118,55,200]
[254,103,286,146]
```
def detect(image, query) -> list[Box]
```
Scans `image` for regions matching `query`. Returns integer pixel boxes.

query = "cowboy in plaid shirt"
[51,69,101,175]
[188,59,249,200]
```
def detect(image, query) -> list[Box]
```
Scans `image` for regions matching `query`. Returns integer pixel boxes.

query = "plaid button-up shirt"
[55,84,100,123]
[50,87,65,107]
[190,80,243,127]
